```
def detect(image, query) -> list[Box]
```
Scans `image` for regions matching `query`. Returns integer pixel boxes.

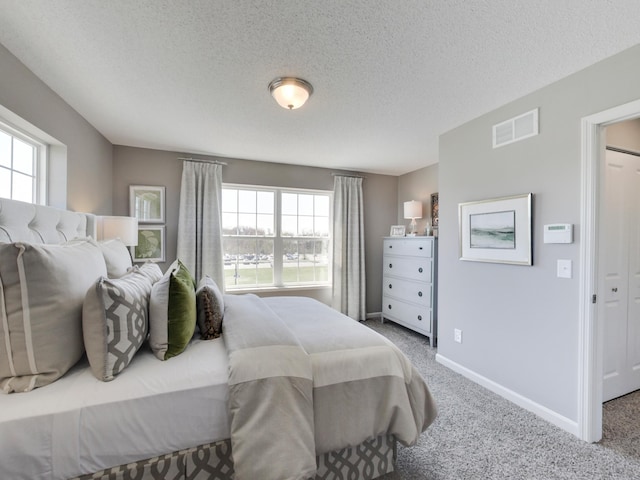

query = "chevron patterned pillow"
[83,271,154,381]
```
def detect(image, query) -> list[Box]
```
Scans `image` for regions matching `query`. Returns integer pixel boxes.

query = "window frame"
[222,183,333,290]
[0,119,47,205]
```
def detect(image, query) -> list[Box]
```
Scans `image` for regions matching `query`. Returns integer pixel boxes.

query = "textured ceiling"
[1,1,640,175]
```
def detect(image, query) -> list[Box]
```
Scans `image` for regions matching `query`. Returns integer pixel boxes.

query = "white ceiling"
[1,1,640,176]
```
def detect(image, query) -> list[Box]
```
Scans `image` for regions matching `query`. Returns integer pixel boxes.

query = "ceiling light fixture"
[268,77,313,110]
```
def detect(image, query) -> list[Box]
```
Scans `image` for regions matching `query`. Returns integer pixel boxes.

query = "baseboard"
[435,353,579,437]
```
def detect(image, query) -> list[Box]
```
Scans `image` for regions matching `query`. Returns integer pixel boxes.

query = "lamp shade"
[404,200,422,219]
[268,77,313,110]
[99,216,138,246]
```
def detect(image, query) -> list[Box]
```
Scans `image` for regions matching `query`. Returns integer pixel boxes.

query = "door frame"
[579,99,640,442]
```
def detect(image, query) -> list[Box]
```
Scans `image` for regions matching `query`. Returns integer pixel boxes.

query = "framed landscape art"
[459,193,532,265]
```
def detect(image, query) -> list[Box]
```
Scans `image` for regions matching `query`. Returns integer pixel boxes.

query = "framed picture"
[130,185,165,223]
[459,193,532,265]
[390,225,406,237]
[431,192,439,227]
[131,226,165,262]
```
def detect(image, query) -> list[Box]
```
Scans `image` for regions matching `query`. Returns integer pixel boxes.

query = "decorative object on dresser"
[390,225,406,237]
[403,200,422,236]
[382,236,437,346]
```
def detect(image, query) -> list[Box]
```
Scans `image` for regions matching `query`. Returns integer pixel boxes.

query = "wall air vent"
[492,108,539,148]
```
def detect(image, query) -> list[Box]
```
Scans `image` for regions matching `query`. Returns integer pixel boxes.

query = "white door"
[601,149,640,402]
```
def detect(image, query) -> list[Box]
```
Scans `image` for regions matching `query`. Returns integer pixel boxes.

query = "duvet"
[223,294,437,480]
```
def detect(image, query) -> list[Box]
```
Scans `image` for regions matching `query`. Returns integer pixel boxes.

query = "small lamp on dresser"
[403,200,422,236]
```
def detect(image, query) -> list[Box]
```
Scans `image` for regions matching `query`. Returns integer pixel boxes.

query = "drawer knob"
[389,245,393,248]
[417,315,422,321]
[419,246,423,250]
[388,284,392,289]
[418,291,423,297]
[389,263,393,268]
[388,305,392,310]
[418,267,423,273]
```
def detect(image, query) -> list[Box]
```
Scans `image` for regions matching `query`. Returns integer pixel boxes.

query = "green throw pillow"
[166,261,197,359]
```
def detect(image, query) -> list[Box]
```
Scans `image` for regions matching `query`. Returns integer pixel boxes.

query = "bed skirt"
[71,435,396,480]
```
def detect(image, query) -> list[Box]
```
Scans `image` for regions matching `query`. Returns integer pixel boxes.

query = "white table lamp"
[403,200,422,236]
[98,216,139,246]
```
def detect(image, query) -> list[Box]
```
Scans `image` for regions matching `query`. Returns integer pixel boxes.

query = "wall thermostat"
[543,224,573,244]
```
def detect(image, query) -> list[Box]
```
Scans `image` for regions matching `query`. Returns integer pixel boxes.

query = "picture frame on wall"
[431,192,439,227]
[130,185,165,223]
[131,225,165,262]
[390,225,406,237]
[458,193,532,265]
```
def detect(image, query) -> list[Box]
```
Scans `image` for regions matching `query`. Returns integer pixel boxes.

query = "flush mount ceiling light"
[268,77,313,110]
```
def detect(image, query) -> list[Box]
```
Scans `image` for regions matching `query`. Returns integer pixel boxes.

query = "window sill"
[226,284,331,294]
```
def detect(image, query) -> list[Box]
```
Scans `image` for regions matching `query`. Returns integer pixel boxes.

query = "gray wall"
[397,164,439,234]
[438,44,640,422]
[0,43,113,214]
[113,146,397,313]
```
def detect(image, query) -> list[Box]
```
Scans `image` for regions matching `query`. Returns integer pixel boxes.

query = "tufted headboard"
[0,198,96,244]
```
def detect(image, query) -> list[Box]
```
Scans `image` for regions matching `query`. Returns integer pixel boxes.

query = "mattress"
[0,337,230,480]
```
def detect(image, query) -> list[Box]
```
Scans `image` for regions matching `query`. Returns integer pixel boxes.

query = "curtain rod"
[178,157,228,165]
[331,172,366,178]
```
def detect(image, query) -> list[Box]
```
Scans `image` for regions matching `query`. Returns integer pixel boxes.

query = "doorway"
[600,146,640,403]
[579,99,640,443]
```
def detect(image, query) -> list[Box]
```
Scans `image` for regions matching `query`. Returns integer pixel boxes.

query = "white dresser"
[381,236,437,346]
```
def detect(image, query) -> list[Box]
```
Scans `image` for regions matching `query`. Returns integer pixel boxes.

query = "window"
[222,185,332,289]
[0,122,46,204]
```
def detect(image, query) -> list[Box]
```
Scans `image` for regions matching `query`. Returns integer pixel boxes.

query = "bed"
[0,198,437,480]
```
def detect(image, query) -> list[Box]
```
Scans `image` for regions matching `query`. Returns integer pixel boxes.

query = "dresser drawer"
[383,256,432,282]
[384,238,432,258]
[383,276,431,307]
[382,299,431,334]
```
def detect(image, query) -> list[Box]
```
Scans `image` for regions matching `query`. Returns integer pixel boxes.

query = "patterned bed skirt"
[72,435,396,480]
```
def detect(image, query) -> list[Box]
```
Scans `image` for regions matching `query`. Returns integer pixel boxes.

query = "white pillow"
[129,262,163,284]
[83,271,153,381]
[148,260,196,360]
[0,240,107,393]
[98,238,133,278]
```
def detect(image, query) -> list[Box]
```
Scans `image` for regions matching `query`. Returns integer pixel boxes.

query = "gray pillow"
[98,238,133,278]
[83,271,153,381]
[0,240,107,393]
[196,276,224,340]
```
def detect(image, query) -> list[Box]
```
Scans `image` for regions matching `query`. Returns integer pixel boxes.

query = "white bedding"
[0,337,230,480]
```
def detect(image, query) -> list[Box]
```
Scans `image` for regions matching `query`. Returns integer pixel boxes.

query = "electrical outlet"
[454,328,462,343]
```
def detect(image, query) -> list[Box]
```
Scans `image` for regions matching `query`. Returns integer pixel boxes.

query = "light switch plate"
[557,259,572,279]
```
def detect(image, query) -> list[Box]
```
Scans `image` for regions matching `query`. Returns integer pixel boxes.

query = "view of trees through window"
[222,186,331,289]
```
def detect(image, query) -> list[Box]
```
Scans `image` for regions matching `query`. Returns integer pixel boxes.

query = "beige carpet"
[365,319,640,480]
[602,390,640,458]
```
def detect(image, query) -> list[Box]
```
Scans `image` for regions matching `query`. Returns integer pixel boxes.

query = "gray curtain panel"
[176,161,225,288]
[332,176,366,320]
